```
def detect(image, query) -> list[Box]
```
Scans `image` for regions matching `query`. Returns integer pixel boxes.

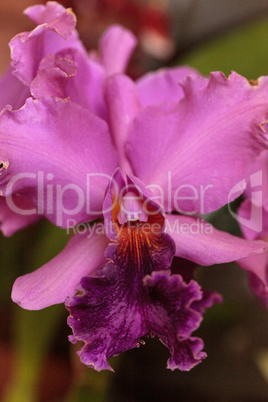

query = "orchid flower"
[1,2,268,371]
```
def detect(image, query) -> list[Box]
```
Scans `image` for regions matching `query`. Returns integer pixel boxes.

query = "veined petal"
[12,229,108,310]
[99,25,137,75]
[143,271,208,371]
[0,196,40,236]
[0,97,118,227]
[66,212,215,372]
[136,66,200,107]
[127,72,268,214]
[67,169,213,371]
[10,2,84,86]
[165,214,268,266]
[67,269,210,372]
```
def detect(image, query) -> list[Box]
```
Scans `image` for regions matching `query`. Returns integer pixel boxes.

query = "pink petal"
[136,66,200,107]
[0,196,40,236]
[24,2,74,27]
[66,52,107,120]
[165,214,268,266]
[0,97,118,228]
[237,199,268,241]
[30,49,77,99]
[244,150,268,211]
[127,72,268,214]
[105,74,140,172]
[237,201,268,290]
[11,229,109,310]
[238,252,268,288]
[10,2,84,86]
[0,68,30,111]
[30,48,107,120]
[99,25,137,75]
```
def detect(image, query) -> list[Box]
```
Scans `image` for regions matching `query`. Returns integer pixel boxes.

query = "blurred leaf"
[67,353,119,402]
[2,221,69,402]
[256,348,268,384]
[3,304,65,402]
[181,16,268,79]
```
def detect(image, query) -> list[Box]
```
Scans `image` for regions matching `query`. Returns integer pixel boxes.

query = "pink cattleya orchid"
[1,2,268,371]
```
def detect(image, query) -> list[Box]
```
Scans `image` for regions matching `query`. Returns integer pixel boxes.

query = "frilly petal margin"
[136,66,200,107]
[30,48,107,120]
[11,230,109,310]
[30,49,77,99]
[127,72,268,214]
[67,270,217,371]
[67,182,219,371]
[24,1,74,28]
[10,1,84,86]
[165,214,268,266]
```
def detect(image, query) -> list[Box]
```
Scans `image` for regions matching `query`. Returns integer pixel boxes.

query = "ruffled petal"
[67,257,211,371]
[0,97,118,227]
[136,66,199,107]
[169,256,223,309]
[0,196,40,236]
[30,49,77,99]
[67,168,189,370]
[143,271,208,371]
[30,48,107,120]
[12,229,109,310]
[165,214,268,266]
[10,2,84,86]
[127,72,268,214]
[99,25,137,75]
